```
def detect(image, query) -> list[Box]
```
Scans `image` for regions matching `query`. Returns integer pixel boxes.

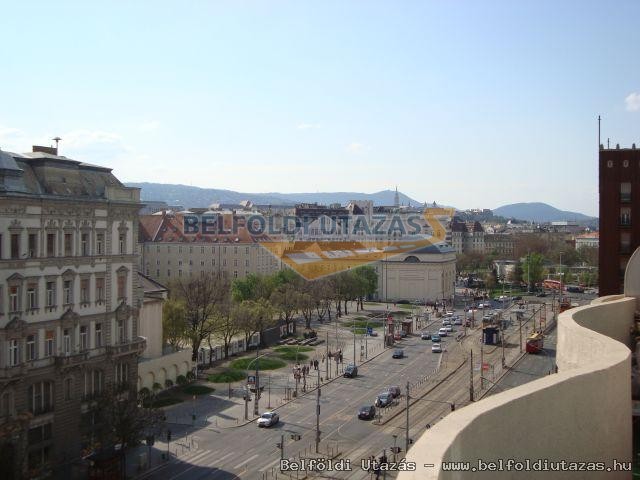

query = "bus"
[542,279,563,291]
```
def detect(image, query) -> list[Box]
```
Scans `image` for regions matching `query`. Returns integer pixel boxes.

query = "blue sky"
[1,1,639,216]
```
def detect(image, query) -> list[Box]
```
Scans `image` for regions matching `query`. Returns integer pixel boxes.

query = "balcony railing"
[106,337,146,357]
[54,351,89,367]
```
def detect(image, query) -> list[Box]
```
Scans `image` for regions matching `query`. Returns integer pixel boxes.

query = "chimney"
[32,145,58,155]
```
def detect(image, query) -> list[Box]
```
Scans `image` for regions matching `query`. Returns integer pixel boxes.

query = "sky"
[1,1,639,217]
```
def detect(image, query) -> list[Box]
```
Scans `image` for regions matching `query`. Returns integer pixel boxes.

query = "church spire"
[394,186,400,208]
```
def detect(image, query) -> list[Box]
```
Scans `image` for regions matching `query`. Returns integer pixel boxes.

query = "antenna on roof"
[52,137,61,155]
[597,115,601,150]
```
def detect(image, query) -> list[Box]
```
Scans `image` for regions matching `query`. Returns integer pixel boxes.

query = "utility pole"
[469,350,474,402]
[268,374,271,409]
[519,315,523,353]
[353,324,356,366]
[244,383,249,420]
[315,367,321,453]
[405,381,410,454]
[280,434,284,460]
[501,321,506,369]
[325,331,329,379]
[480,335,484,390]
[254,346,260,416]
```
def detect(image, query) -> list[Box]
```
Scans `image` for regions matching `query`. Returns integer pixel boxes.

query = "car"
[453,317,463,325]
[432,343,442,353]
[512,295,523,301]
[536,292,547,297]
[392,349,404,359]
[445,311,454,317]
[369,330,378,337]
[257,411,279,427]
[431,334,441,343]
[383,385,401,398]
[438,327,448,337]
[399,330,407,338]
[444,325,453,332]
[442,319,452,326]
[375,392,393,407]
[358,405,376,420]
[421,331,431,340]
[343,364,358,378]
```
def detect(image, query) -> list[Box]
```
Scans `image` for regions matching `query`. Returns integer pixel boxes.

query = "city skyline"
[2,1,640,216]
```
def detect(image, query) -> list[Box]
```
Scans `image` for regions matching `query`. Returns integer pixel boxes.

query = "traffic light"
[167,430,172,442]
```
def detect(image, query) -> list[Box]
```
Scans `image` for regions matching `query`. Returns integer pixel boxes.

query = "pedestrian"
[322,354,325,363]
[315,359,319,369]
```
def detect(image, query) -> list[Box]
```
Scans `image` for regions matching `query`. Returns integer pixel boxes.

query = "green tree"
[522,252,545,288]
[162,299,187,352]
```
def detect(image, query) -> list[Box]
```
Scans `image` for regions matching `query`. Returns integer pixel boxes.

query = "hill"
[493,202,597,223]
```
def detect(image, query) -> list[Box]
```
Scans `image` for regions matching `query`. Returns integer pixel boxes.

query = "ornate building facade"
[0,146,142,478]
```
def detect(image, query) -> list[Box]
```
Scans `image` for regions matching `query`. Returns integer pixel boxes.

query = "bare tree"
[171,273,231,362]
[162,298,187,352]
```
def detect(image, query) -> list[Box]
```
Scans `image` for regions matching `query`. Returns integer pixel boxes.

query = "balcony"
[54,351,89,368]
[106,337,146,357]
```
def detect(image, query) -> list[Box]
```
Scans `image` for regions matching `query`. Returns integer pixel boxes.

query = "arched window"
[404,255,420,263]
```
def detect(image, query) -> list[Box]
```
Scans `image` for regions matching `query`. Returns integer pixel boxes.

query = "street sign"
[247,375,256,385]
[367,326,373,335]
[482,363,489,371]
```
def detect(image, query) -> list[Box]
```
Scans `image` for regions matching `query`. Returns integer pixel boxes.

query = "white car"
[438,327,448,337]
[432,343,442,353]
[453,317,463,325]
[444,325,453,332]
[257,411,279,428]
[442,319,452,326]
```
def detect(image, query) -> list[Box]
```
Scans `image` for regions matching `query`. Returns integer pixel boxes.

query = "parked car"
[421,331,431,340]
[432,343,442,353]
[444,325,453,333]
[512,295,523,301]
[438,327,448,337]
[358,405,376,420]
[369,330,378,337]
[442,319,452,326]
[536,292,547,297]
[431,334,441,343]
[257,411,279,428]
[453,317,463,325]
[399,330,407,338]
[392,349,404,359]
[344,364,358,378]
[383,385,401,398]
[375,392,393,407]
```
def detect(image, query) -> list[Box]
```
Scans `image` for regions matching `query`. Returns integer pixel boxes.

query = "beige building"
[0,146,142,479]
[138,211,281,284]
[136,273,191,392]
[377,244,456,302]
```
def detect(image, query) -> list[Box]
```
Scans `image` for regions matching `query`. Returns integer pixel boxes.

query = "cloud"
[139,120,161,132]
[625,92,640,112]
[346,142,365,153]
[296,123,321,130]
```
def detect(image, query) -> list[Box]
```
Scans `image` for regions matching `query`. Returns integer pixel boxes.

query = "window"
[81,233,89,256]
[96,233,104,255]
[80,278,89,303]
[223,259,227,266]
[0,390,14,417]
[26,335,36,361]
[117,320,126,343]
[64,233,73,256]
[46,233,56,257]
[245,259,249,267]
[28,233,37,258]
[115,362,129,386]
[80,326,88,351]
[63,280,72,304]
[9,285,20,312]
[119,233,125,254]
[117,273,127,300]
[84,370,103,398]
[28,445,51,471]
[96,277,105,302]
[63,329,71,354]
[44,331,54,357]
[46,281,56,307]
[621,232,631,254]
[27,284,37,310]
[28,381,53,415]
[167,269,171,277]
[245,247,249,254]
[178,260,183,266]
[234,270,238,278]
[178,269,182,277]
[621,182,632,203]
[28,423,52,445]
[620,207,631,226]
[95,323,102,347]
[234,259,238,266]
[234,246,238,254]
[156,269,160,277]
[10,233,20,259]
[8,339,19,366]
[64,378,73,401]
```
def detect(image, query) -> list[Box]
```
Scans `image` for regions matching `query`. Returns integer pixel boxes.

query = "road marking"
[208,451,233,466]
[233,453,259,470]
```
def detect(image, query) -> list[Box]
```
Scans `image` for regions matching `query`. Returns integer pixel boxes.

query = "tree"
[92,384,164,479]
[522,252,545,288]
[171,272,231,362]
[232,298,277,348]
[162,299,187,351]
[270,282,301,332]
[211,298,239,359]
[353,266,378,309]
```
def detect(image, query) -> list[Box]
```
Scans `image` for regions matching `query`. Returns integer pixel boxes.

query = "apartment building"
[0,146,142,479]
[599,144,640,295]
[138,211,281,284]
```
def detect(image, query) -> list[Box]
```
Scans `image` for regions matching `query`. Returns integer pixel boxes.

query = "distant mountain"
[493,202,597,223]
[126,182,422,208]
